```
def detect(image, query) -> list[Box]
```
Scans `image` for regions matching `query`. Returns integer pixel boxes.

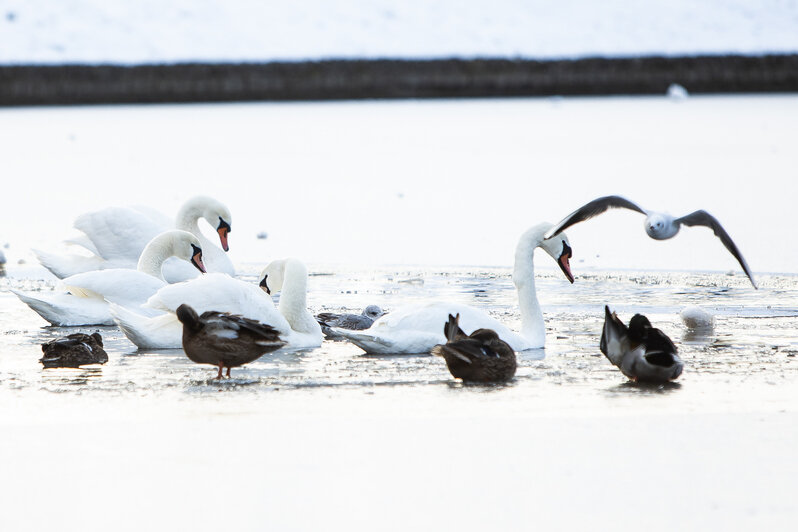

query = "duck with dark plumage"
[600,305,683,383]
[431,313,517,383]
[40,332,108,367]
[176,304,286,379]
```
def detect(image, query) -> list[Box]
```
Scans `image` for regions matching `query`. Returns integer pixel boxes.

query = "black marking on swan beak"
[558,241,574,284]
[217,217,231,252]
[259,274,271,295]
[191,244,206,273]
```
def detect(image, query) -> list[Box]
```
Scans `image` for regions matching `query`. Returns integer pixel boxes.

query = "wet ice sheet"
[1,269,798,530]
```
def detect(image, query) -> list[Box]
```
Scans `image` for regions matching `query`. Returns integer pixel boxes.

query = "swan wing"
[146,273,291,334]
[61,269,166,307]
[674,210,757,288]
[74,206,168,261]
[545,196,647,239]
[109,302,184,349]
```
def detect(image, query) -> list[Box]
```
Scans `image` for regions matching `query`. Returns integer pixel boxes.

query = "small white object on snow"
[680,306,714,329]
[667,83,689,100]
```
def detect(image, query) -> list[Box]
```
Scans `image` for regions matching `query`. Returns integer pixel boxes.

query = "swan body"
[176,304,286,379]
[12,231,205,326]
[544,195,757,288]
[600,306,683,383]
[333,223,574,354]
[110,259,323,350]
[431,313,517,382]
[34,196,234,282]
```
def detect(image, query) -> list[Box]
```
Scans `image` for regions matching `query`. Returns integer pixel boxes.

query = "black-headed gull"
[544,195,756,288]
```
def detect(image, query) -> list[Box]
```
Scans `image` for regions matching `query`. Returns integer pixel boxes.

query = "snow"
[1,0,798,65]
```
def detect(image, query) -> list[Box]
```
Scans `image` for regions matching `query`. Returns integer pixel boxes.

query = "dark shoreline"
[1,54,797,106]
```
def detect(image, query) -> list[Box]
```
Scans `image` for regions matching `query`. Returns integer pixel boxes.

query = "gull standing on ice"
[544,195,757,288]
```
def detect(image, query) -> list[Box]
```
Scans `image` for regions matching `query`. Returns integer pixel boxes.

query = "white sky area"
[1,0,798,64]
[1,95,796,277]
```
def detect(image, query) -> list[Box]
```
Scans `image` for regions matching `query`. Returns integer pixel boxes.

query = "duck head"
[627,313,652,343]
[176,303,202,331]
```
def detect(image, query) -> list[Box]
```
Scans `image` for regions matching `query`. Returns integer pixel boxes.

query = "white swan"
[109,258,323,350]
[12,230,205,326]
[332,223,574,354]
[33,196,234,282]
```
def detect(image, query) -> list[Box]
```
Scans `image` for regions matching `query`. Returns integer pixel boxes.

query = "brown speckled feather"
[432,314,517,383]
[40,332,108,367]
[176,304,286,377]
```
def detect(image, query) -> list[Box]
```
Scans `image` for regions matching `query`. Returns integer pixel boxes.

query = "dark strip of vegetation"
[1,54,797,106]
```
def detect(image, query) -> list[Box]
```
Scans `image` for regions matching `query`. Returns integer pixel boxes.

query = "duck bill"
[191,244,207,273]
[558,242,574,284]
[216,220,231,252]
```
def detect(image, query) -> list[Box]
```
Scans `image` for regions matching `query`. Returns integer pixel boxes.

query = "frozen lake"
[1,95,797,530]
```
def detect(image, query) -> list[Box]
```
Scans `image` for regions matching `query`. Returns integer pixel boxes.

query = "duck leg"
[226,366,231,378]
[216,362,224,379]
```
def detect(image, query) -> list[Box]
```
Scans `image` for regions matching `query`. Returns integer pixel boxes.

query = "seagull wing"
[675,210,757,289]
[544,196,647,239]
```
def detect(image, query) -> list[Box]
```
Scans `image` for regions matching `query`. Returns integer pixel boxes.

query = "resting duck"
[176,304,286,379]
[431,313,517,383]
[600,306,683,383]
[316,305,386,338]
[40,332,108,367]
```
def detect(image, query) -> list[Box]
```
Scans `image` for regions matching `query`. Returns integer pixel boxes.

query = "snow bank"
[2,0,798,65]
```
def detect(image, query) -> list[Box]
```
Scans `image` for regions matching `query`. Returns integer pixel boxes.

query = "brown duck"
[431,313,517,383]
[40,332,108,367]
[176,304,286,379]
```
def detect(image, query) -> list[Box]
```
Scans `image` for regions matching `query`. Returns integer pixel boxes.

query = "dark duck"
[431,313,517,383]
[600,306,683,383]
[176,304,286,379]
[40,332,108,367]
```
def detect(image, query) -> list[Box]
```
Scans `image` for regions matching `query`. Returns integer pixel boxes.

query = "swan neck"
[278,262,317,334]
[513,228,547,342]
[136,238,171,280]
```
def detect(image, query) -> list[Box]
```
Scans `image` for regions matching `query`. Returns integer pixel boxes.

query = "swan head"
[258,259,287,296]
[363,305,385,320]
[170,230,207,273]
[541,232,574,284]
[182,196,233,252]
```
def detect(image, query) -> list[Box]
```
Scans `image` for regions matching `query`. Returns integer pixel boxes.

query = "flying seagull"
[544,195,756,288]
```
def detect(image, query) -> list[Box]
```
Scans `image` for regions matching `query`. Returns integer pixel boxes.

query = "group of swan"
[34,196,234,283]
[110,259,323,349]
[13,230,206,326]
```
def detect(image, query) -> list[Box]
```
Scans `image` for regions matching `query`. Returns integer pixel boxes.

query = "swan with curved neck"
[109,259,322,350]
[33,196,234,281]
[161,196,235,282]
[12,230,205,326]
[332,223,573,354]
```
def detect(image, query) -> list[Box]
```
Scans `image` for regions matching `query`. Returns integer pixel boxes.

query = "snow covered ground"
[2,0,798,65]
